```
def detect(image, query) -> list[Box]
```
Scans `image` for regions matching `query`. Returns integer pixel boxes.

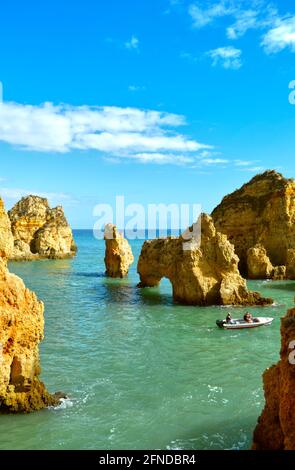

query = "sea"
[0,229,293,450]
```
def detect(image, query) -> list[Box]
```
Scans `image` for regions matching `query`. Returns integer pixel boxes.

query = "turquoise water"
[1,229,294,450]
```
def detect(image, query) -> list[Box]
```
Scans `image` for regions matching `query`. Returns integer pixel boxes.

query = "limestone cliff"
[137,213,272,306]
[8,195,77,260]
[0,197,56,412]
[104,224,134,278]
[252,307,295,450]
[0,198,14,258]
[286,249,295,279]
[247,245,274,279]
[211,170,295,277]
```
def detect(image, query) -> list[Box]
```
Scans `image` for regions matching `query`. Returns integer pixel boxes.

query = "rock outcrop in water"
[137,213,272,306]
[252,307,295,450]
[104,224,134,277]
[211,170,295,278]
[247,244,274,279]
[0,197,56,412]
[8,195,76,260]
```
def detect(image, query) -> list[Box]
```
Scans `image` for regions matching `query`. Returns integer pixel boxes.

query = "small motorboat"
[216,317,274,330]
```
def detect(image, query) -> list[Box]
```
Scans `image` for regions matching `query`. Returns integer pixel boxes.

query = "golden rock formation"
[8,195,76,260]
[212,170,295,278]
[0,198,14,258]
[104,224,134,278]
[137,213,272,306]
[253,307,295,450]
[247,244,274,279]
[0,197,56,412]
[286,249,295,279]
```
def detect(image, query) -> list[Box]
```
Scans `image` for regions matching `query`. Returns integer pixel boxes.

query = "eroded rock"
[212,170,295,277]
[8,195,76,260]
[137,213,272,306]
[247,245,274,279]
[0,198,14,258]
[104,224,134,278]
[272,265,286,281]
[252,307,295,450]
[286,249,295,280]
[0,197,56,412]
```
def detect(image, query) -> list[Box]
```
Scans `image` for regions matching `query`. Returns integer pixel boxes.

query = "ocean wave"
[48,397,74,411]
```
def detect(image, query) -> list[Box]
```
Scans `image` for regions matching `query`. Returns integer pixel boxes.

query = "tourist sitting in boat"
[226,313,233,323]
[244,312,253,323]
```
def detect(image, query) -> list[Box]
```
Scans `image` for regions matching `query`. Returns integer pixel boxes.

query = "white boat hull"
[216,317,274,330]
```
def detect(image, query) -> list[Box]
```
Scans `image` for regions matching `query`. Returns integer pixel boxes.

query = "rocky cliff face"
[104,224,134,277]
[0,197,56,412]
[211,170,295,278]
[247,244,274,279]
[137,213,272,306]
[8,195,76,260]
[0,198,14,258]
[286,249,295,279]
[252,307,295,450]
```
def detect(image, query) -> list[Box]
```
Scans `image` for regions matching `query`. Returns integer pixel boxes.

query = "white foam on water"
[49,397,74,411]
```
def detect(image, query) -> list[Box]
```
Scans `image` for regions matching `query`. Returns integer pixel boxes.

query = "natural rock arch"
[137,213,272,306]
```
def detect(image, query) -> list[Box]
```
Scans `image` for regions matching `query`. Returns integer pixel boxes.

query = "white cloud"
[107,151,263,169]
[125,35,139,50]
[189,1,278,36]
[0,102,71,152]
[234,159,258,166]
[106,152,232,167]
[0,101,211,164]
[198,149,214,158]
[188,1,295,57]
[74,131,204,153]
[226,9,258,39]
[0,187,74,206]
[238,165,265,172]
[128,85,146,92]
[189,1,234,28]
[123,152,195,165]
[207,46,242,69]
[226,4,278,39]
[201,158,229,164]
[261,16,295,53]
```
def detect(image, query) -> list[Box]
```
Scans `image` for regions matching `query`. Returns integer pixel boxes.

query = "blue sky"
[1,0,295,227]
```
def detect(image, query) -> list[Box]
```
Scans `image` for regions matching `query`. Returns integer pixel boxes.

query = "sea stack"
[137,213,272,306]
[252,307,295,450]
[104,224,134,278]
[211,170,295,278]
[0,197,57,412]
[8,195,77,260]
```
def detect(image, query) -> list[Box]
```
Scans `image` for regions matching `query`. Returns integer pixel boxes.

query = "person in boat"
[225,313,233,324]
[243,312,253,323]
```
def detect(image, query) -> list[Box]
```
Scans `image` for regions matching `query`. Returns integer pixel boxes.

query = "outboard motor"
[216,319,225,328]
